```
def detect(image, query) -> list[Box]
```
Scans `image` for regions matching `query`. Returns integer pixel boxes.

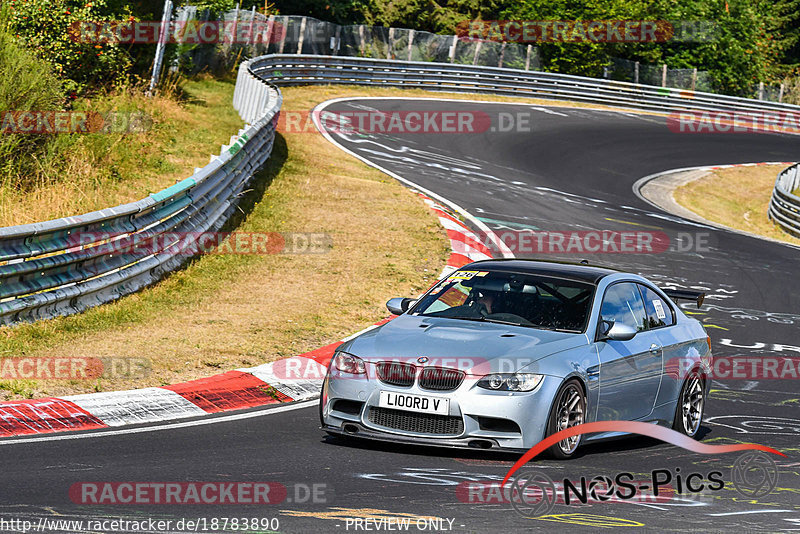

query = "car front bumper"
[320,365,562,451]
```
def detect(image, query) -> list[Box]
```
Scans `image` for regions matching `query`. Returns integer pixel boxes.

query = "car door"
[596,282,663,421]
[638,283,682,405]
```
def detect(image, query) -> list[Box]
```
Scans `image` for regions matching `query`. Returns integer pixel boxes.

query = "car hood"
[343,314,589,374]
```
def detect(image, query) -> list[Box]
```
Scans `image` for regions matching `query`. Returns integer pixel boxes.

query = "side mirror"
[602,321,637,341]
[387,297,414,315]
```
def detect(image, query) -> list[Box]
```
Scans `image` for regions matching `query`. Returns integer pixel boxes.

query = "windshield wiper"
[480,317,526,326]
[436,315,485,322]
[437,315,526,327]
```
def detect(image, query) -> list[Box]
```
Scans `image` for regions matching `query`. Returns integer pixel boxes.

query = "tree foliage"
[6,0,142,96]
[270,0,798,95]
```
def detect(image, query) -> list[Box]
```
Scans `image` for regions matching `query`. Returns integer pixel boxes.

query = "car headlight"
[333,352,366,374]
[477,373,544,392]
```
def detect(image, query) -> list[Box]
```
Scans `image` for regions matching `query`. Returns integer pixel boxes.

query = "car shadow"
[321,424,713,464]
[571,425,712,459]
[321,434,519,463]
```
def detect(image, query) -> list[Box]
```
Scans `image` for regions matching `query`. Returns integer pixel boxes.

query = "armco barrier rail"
[249,55,800,120]
[2,53,799,326]
[769,164,800,238]
[0,61,278,325]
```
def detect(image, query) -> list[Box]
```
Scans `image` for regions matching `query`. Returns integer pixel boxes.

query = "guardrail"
[3,53,800,326]
[248,55,800,120]
[769,164,800,239]
[0,61,278,325]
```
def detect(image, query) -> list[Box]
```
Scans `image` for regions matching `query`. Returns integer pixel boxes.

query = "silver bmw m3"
[320,259,712,458]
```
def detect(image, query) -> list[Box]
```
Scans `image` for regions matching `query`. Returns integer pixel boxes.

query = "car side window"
[639,284,675,328]
[600,282,647,332]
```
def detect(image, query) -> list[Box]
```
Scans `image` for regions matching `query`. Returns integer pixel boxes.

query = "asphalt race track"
[3,98,800,533]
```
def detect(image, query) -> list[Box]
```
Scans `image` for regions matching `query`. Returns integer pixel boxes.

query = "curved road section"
[2,98,799,533]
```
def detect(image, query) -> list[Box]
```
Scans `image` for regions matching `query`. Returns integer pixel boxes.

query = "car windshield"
[412,269,595,333]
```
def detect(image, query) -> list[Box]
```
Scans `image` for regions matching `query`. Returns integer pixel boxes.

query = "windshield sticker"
[449,270,479,280]
[653,299,667,319]
[448,270,489,281]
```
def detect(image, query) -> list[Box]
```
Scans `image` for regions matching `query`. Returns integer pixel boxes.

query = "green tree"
[502,0,786,94]
[7,0,138,95]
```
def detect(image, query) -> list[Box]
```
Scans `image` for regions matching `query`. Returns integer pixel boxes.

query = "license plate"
[378,391,449,415]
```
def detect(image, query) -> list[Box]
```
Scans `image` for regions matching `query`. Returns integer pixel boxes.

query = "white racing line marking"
[0,400,316,446]
[707,510,793,516]
[530,106,569,117]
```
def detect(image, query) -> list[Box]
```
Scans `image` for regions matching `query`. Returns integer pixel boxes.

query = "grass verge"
[673,164,800,246]
[0,83,454,400]
[1,76,244,227]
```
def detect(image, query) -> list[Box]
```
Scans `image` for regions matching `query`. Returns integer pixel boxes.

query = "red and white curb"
[0,195,494,438]
[696,161,794,171]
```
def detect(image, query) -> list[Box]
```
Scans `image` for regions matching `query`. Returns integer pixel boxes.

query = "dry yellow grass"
[0,76,244,227]
[673,164,800,246]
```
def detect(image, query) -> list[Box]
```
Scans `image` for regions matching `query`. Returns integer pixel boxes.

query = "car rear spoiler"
[663,289,705,308]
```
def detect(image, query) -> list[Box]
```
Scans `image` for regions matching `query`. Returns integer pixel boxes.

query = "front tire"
[673,370,705,437]
[544,379,586,459]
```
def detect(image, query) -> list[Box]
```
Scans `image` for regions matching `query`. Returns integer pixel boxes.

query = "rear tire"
[544,379,586,459]
[673,370,705,438]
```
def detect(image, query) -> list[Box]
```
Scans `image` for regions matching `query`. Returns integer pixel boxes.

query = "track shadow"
[571,424,712,459]
[220,132,287,233]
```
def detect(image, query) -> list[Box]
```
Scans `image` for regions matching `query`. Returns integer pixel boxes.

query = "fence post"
[407,29,415,61]
[691,68,697,91]
[387,27,395,59]
[148,0,173,95]
[277,15,288,53]
[472,41,482,65]
[333,25,341,56]
[779,83,785,103]
[498,42,506,68]
[264,14,275,51]
[358,25,365,56]
[634,61,639,84]
[525,44,532,70]
[449,35,458,62]
[661,64,667,87]
[229,2,240,48]
[297,16,307,54]
[248,6,256,50]
[758,81,764,100]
